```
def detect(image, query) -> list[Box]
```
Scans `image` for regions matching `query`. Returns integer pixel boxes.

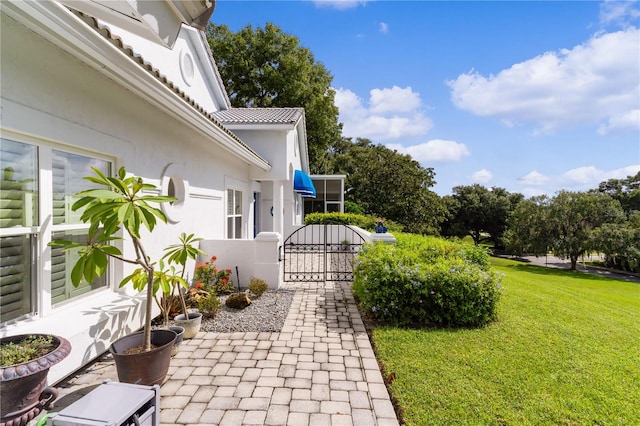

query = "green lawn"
[371,257,640,425]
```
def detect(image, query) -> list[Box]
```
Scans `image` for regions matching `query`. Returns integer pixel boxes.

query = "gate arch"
[282,224,365,282]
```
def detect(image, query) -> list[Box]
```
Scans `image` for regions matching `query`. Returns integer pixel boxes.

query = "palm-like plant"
[50,166,176,352]
[140,233,204,327]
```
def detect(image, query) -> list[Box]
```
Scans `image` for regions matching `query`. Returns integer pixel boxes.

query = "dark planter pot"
[0,334,71,426]
[169,326,185,356]
[109,329,176,386]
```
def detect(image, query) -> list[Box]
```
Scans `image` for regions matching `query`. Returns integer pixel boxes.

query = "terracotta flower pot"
[0,334,71,426]
[109,329,176,386]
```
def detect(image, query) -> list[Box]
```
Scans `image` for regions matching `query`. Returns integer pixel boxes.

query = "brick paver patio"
[51,281,399,425]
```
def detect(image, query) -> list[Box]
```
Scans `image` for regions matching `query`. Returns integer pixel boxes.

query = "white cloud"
[312,0,368,10]
[600,0,640,28]
[447,28,640,135]
[379,22,389,34]
[521,187,547,198]
[561,166,603,185]
[606,164,640,179]
[471,169,493,184]
[334,87,433,141]
[513,165,640,197]
[560,164,640,188]
[370,86,421,114]
[519,170,550,185]
[597,108,640,134]
[387,139,470,163]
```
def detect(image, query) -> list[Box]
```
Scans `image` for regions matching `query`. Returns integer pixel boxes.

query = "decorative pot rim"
[109,329,177,357]
[174,312,203,321]
[0,334,72,381]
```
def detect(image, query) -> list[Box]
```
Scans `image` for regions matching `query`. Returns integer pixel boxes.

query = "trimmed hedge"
[304,212,402,232]
[352,234,502,328]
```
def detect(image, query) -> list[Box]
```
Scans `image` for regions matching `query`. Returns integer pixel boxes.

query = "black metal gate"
[282,224,365,282]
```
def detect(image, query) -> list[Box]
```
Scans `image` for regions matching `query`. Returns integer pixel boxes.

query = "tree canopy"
[206,22,342,171]
[442,184,522,247]
[505,191,626,269]
[328,137,444,234]
[594,171,640,215]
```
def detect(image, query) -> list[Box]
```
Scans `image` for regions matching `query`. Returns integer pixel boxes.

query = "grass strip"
[371,257,640,425]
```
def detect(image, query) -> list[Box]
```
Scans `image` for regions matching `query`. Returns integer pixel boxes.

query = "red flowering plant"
[194,255,234,293]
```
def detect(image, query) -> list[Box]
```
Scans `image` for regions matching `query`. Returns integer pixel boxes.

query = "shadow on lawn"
[502,260,637,283]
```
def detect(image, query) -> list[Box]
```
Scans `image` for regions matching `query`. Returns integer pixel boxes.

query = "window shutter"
[51,156,67,303]
[0,235,32,322]
[0,139,37,321]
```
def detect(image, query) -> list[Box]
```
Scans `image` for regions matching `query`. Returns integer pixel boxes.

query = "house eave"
[58,0,215,48]
[2,0,271,172]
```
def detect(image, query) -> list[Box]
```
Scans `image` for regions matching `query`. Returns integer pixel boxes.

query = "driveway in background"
[513,254,640,284]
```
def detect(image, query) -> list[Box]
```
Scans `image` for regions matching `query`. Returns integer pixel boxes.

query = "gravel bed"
[199,289,295,333]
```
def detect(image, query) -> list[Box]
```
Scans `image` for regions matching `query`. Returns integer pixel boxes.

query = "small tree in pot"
[50,166,182,384]
[147,233,205,340]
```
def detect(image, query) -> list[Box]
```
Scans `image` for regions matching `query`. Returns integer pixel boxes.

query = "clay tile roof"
[213,108,303,125]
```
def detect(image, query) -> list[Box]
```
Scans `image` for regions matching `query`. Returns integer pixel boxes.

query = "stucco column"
[273,181,284,237]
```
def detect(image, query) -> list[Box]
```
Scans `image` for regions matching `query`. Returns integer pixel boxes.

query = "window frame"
[226,188,243,239]
[0,131,115,323]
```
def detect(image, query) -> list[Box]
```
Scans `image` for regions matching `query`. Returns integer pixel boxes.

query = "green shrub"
[196,294,221,319]
[248,277,269,296]
[304,212,402,232]
[353,236,502,328]
[395,233,491,270]
[344,201,364,215]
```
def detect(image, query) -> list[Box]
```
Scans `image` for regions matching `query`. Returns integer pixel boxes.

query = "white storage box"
[47,381,160,426]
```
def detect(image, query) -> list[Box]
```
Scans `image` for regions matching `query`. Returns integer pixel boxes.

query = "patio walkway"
[50,281,400,425]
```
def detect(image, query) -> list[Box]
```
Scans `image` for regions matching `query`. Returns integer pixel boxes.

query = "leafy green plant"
[49,166,177,352]
[304,212,403,232]
[248,277,269,296]
[353,235,502,327]
[157,233,204,323]
[0,335,54,366]
[196,294,221,319]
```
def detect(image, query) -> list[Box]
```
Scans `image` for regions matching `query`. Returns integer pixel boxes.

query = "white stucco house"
[0,0,318,383]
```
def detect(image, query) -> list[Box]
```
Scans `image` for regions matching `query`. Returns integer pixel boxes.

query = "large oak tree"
[206,23,342,171]
[328,138,444,234]
[505,191,625,270]
[442,184,522,247]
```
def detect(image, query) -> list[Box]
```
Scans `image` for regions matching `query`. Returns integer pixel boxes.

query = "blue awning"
[294,170,316,198]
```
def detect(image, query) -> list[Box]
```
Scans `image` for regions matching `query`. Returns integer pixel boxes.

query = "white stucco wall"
[199,232,282,292]
[0,12,258,383]
[100,22,228,114]
[230,127,306,238]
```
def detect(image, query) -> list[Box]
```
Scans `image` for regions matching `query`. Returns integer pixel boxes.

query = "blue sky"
[212,0,640,196]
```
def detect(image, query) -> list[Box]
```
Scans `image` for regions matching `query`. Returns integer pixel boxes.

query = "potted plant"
[162,233,205,339]
[148,233,204,343]
[0,334,71,425]
[142,260,186,355]
[49,166,180,386]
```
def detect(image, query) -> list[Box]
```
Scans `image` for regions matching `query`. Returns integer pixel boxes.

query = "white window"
[50,150,110,305]
[227,188,243,239]
[0,137,111,323]
[1,139,38,322]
